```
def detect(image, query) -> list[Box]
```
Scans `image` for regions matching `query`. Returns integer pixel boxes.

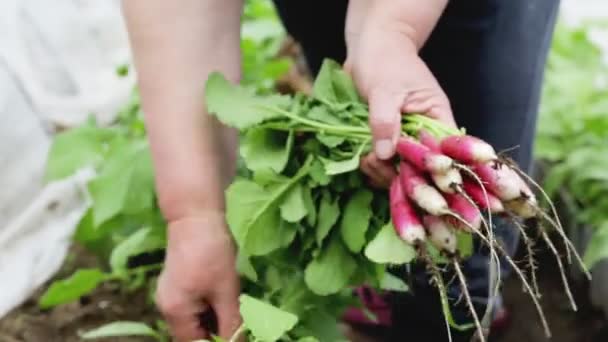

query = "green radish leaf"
[110,227,165,278]
[320,140,369,176]
[45,125,116,181]
[278,277,318,318]
[364,223,416,264]
[456,231,474,259]
[320,156,360,176]
[297,337,320,342]
[309,159,331,186]
[226,158,312,255]
[304,236,357,295]
[280,183,308,223]
[306,106,345,125]
[239,294,298,342]
[427,242,450,265]
[298,309,343,342]
[279,221,299,247]
[331,72,360,104]
[340,190,373,253]
[253,168,289,186]
[236,251,258,282]
[313,60,340,104]
[583,223,608,269]
[380,272,409,292]
[39,269,107,309]
[205,72,290,129]
[81,321,161,340]
[315,193,340,245]
[302,186,317,226]
[317,134,345,148]
[313,59,360,105]
[87,140,154,227]
[240,129,293,173]
[225,180,281,255]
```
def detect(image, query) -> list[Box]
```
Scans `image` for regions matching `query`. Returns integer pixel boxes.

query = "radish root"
[422,249,455,342]
[453,261,486,342]
[538,210,592,281]
[493,238,552,338]
[454,163,501,331]
[540,228,578,311]
[507,161,572,263]
[510,217,541,298]
[448,212,551,338]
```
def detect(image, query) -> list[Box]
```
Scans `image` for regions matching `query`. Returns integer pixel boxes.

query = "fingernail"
[375,139,394,160]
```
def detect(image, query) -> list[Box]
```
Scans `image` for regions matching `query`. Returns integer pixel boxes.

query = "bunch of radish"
[389,131,589,340]
[205,59,590,342]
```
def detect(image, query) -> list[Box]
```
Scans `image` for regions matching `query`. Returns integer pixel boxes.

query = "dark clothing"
[273,0,560,340]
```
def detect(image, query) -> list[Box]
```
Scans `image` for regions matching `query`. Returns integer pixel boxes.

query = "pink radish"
[399,162,449,216]
[431,168,463,194]
[462,179,504,213]
[440,135,497,164]
[390,177,426,244]
[444,193,482,231]
[418,130,441,152]
[473,162,521,201]
[423,216,457,254]
[396,137,453,174]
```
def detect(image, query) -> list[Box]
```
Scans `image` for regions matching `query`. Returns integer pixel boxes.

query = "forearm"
[368,0,447,50]
[122,0,243,220]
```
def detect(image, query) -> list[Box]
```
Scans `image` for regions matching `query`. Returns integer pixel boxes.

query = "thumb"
[368,89,402,160]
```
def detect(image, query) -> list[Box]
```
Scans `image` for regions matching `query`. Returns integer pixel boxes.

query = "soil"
[2,235,607,342]
[0,245,160,342]
[493,232,607,342]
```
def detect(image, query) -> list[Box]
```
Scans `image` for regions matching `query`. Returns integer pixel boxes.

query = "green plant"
[535,21,608,269]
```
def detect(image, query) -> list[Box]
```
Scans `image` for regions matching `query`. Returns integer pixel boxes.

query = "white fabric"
[0,0,133,318]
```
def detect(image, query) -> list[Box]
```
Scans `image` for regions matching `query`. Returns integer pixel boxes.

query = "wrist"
[158,185,226,223]
[368,0,447,50]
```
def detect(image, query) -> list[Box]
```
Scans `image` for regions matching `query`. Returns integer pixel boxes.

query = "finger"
[156,279,210,342]
[368,90,402,160]
[163,302,209,342]
[360,155,388,187]
[402,97,437,114]
[428,105,458,129]
[211,284,242,339]
[402,93,457,129]
[367,176,386,189]
[366,153,397,187]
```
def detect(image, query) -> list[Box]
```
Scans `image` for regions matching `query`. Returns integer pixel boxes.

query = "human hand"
[155,212,241,342]
[345,1,454,188]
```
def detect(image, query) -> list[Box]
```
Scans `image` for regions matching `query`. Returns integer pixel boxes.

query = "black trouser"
[273,0,560,340]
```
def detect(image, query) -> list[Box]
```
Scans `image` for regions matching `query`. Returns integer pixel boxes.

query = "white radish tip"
[490,200,505,214]
[472,142,497,162]
[400,225,427,245]
[423,216,457,254]
[431,168,463,194]
[411,185,449,216]
[426,155,453,173]
[494,165,523,201]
